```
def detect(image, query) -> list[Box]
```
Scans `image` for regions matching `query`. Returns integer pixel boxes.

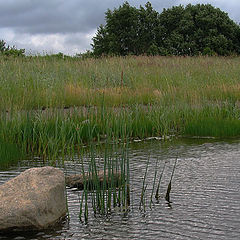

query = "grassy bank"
[1,55,240,110]
[1,56,240,167]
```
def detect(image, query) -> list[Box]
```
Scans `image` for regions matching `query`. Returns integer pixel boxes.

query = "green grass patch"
[0,138,22,169]
[1,56,240,110]
[184,118,240,138]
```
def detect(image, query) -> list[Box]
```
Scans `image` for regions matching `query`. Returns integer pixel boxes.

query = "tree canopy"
[0,40,25,57]
[92,2,240,56]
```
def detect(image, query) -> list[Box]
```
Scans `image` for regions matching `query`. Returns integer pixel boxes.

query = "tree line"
[92,2,240,56]
[0,40,25,57]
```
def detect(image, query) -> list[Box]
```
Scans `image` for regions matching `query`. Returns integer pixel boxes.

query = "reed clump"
[0,137,22,169]
[76,143,130,222]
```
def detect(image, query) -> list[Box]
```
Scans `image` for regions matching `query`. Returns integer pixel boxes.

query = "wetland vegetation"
[1,55,240,167]
[1,2,240,238]
[1,43,240,239]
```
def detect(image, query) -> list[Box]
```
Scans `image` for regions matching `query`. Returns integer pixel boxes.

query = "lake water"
[0,138,240,240]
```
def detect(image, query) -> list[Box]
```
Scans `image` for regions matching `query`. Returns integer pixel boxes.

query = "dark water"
[0,138,240,240]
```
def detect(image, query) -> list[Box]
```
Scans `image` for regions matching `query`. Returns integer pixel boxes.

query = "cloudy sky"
[0,0,239,55]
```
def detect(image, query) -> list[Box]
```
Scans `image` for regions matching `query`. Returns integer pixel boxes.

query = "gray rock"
[0,167,67,231]
[65,170,122,190]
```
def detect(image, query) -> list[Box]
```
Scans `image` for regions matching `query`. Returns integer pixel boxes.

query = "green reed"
[1,101,240,168]
[77,142,130,222]
[150,158,159,208]
[139,154,150,211]
[0,137,22,169]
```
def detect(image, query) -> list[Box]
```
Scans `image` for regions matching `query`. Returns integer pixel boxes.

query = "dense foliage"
[0,40,25,57]
[92,2,240,56]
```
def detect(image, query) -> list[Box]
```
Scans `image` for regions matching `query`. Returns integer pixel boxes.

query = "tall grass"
[0,137,22,169]
[1,102,240,168]
[1,56,240,167]
[78,143,130,222]
[1,56,240,110]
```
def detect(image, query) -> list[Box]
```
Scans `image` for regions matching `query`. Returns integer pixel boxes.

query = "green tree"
[0,40,9,53]
[0,39,25,57]
[92,2,161,56]
[92,24,110,56]
[158,4,240,55]
[137,2,160,55]
[92,2,139,56]
[92,2,240,56]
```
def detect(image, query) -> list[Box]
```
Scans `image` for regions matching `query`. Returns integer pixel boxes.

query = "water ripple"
[0,139,240,239]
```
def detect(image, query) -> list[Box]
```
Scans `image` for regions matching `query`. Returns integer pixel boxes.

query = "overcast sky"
[0,0,239,55]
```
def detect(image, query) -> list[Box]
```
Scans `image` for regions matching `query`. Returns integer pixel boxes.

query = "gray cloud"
[0,0,106,34]
[0,0,239,55]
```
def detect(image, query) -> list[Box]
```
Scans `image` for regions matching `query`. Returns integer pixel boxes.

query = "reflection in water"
[0,138,240,239]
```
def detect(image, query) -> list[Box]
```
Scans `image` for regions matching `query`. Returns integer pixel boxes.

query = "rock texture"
[0,167,67,231]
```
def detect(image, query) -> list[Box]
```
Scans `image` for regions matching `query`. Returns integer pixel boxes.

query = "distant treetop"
[92,2,240,56]
[0,40,25,57]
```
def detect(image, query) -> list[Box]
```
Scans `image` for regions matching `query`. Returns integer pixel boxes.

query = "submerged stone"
[65,170,122,190]
[0,167,67,231]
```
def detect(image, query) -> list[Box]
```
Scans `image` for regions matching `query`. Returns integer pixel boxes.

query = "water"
[0,138,240,239]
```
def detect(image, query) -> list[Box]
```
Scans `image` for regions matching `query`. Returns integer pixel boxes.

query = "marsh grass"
[0,137,22,169]
[1,56,240,110]
[183,103,240,137]
[1,101,240,168]
[1,56,240,167]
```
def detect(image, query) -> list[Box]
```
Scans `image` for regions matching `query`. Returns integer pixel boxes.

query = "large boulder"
[0,166,67,231]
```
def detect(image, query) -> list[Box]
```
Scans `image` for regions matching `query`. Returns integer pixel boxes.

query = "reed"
[76,142,130,222]
[0,137,22,169]
[149,158,158,208]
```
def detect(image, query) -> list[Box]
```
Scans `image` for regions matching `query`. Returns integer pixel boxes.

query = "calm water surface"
[0,138,240,240]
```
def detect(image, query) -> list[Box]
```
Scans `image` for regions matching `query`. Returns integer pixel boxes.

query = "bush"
[92,2,240,56]
[0,40,25,57]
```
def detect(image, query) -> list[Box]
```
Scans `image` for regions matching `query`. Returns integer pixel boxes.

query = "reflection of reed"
[139,155,150,211]
[155,161,166,200]
[69,142,180,222]
[165,158,178,203]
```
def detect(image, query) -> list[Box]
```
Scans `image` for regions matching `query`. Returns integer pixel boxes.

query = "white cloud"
[0,28,96,55]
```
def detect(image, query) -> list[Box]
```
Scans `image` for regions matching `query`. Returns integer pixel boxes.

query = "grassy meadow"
[1,55,240,167]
